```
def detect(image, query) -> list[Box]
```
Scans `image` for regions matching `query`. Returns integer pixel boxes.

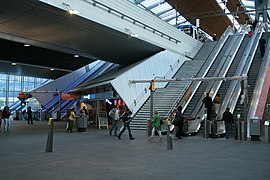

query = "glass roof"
[131,0,257,28]
[241,0,255,20]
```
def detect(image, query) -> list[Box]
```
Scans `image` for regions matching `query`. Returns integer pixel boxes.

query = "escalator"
[186,27,265,138]
[212,35,253,135]
[57,63,119,115]
[43,61,116,117]
[183,36,233,117]
[10,79,51,112]
[10,101,22,112]
[42,61,107,110]
[233,32,269,137]
[183,33,245,119]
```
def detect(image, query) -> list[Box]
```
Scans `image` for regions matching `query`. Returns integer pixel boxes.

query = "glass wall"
[0,73,50,109]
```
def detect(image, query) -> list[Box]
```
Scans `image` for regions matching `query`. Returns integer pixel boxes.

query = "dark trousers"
[28,115,33,124]
[118,122,133,139]
[110,119,119,136]
[225,122,232,138]
[176,123,184,138]
[67,120,74,132]
[260,46,265,57]
[206,107,212,120]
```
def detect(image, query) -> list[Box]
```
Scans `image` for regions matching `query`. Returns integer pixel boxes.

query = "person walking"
[222,108,234,139]
[118,108,134,140]
[202,93,213,120]
[109,105,120,136]
[149,110,162,142]
[0,110,2,131]
[67,108,76,133]
[27,106,33,124]
[173,106,185,139]
[2,106,11,132]
[259,37,266,57]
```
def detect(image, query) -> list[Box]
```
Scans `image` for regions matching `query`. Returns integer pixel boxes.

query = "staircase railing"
[164,81,192,120]
[129,56,185,112]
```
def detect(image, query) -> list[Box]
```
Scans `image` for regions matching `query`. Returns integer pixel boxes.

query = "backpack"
[109,108,116,118]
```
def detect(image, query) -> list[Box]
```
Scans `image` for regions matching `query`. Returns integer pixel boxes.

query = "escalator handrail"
[182,26,234,114]
[50,62,114,113]
[248,33,270,119]
[43,61,109,110]
[191,32,245,119]
[218,28,263,117]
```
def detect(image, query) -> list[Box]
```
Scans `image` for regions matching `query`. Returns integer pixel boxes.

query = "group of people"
[202,93,234,139]
[109,105,134,140]
[148,105,185,142]
[0,106,11,132]
[66,106,88,133]
[0,105,35,132]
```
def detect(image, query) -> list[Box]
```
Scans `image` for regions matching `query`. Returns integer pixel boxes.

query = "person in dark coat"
[118,109,134,140]
[27,106,33,124]
[259,37,266,57]
[173,106,185,139]
[252,19,258,31]
[202,93,213,120]
[222,108,234,139]
[2,106,11,132]
[0,110,2,129]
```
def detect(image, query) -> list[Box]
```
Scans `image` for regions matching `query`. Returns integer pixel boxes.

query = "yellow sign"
[18,92,27,99]
[151,81,155,91]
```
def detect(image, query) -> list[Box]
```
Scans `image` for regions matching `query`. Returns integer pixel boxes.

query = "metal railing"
[129,56,185,111]
[164,81,192,120]
[83,0,181,44]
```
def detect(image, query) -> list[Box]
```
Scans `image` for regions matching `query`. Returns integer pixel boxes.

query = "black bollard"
[45,118,54,152]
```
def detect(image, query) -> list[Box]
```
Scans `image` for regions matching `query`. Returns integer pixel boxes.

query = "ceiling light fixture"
[50,68,54,71]
[74,54,79,58]
[62,2,79,15]
[125,28,139,38]
[11,62,16,66]
[24,44,31,47]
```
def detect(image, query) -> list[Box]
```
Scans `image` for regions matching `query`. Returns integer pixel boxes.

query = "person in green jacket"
[149,110,162,142]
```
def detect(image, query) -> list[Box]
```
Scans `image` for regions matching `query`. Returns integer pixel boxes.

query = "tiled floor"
[0,120,269,180]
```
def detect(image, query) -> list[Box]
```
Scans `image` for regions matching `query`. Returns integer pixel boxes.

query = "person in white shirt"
[109,105,120,136]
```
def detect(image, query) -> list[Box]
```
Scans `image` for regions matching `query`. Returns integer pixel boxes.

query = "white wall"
[110,50,188,114]
[39,0,202,58]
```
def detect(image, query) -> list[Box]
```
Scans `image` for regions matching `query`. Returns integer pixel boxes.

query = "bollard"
[45,118,54,152]
[203,109,209,139]
[166,118,173,150]
[147,119,152,137]
[237,113,241,141]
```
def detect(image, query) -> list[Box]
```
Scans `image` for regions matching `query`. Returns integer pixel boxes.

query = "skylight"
[134,0,257,28]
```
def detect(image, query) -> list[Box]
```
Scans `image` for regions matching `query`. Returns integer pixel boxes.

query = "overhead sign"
[18,92,27,99]
[61,93,78,100]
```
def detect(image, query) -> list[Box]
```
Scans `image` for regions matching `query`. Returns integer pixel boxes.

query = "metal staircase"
[130,41,218,130]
